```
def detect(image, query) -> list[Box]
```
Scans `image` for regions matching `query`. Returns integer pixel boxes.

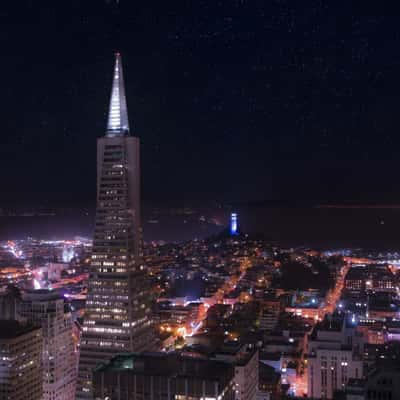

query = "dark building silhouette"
[93,352,235,400]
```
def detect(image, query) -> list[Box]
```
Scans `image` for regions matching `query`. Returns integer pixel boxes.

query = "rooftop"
[316,316,343,332]
[22,289,62,301]
[0,319,39,339]
[345,264,394,280]
[94,352,234,384]
[345,378,366,395]
[259,362,281,385]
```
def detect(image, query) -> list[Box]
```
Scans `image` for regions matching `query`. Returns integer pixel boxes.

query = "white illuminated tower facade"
[76,53,155,399]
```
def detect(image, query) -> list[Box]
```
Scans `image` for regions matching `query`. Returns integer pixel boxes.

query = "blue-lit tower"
[230,212,239,235]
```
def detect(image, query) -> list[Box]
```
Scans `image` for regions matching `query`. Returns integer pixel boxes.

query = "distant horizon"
[2,205,400,251]
[4,200,400,210]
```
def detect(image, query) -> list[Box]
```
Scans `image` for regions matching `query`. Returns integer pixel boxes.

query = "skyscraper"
[19,290,77,400]
[76,53,155,399]
[0,320,43,400]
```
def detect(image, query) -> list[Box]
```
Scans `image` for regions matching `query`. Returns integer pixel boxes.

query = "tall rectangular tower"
[76,53,155,399]
[0,320,43,400]
[19,290,77,400]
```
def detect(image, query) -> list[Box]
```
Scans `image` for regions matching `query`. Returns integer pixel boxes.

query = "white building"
[234,352,259,400]
[19,290,77,400]
[214,342,258,400]
[307,316,363,399]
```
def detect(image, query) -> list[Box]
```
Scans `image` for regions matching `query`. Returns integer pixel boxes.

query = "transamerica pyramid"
[76,53,156,400]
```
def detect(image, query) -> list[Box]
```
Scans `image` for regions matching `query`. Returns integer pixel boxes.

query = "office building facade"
[19,290,77,400]
[0,320,42,400]
[76,53,155,399]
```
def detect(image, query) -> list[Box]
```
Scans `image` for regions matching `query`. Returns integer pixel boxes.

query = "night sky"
[2,2,400,207]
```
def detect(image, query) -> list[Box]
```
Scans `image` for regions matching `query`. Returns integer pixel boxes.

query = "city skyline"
[1,5,400,399]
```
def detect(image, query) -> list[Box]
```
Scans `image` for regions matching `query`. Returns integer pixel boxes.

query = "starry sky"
[1,1,400,208]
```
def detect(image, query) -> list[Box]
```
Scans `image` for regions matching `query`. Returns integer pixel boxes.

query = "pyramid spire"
[106,52,130,136]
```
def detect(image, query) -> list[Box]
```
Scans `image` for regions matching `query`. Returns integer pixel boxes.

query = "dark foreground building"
[343,365,400,400]
[0,320,42,400]
[93,352,235,400]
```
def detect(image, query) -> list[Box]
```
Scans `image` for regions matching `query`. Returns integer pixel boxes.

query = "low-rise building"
[213,342,258,400]
[344,264,396,294]
[344,366,400,400]
[257,362,280,400]
[93,352,235,400]
[307,316,363,399]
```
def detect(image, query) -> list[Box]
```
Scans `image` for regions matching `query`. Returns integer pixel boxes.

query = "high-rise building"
[0,285,21,320]
[19,290,77,400]
[76,53,155,399]
[0,319,43,400]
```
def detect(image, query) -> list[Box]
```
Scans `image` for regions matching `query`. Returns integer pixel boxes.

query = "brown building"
[344,265,396,293]
[344,366,400,400]
[258,362,281,400]
[0,320,42,400]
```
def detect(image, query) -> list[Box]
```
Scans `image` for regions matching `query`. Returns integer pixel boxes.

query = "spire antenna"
[106,53,130,136]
